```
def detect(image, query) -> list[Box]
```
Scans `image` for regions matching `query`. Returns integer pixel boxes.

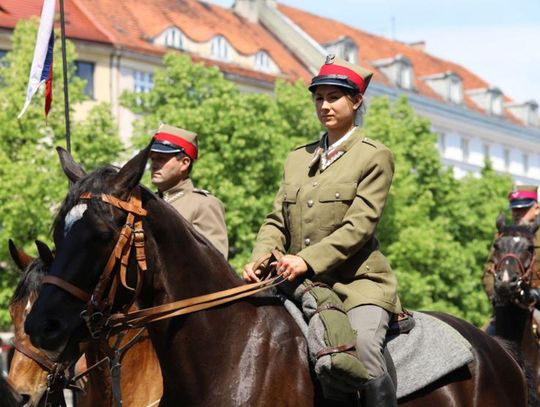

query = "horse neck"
[143,198,240,302]
[494,304,531,344]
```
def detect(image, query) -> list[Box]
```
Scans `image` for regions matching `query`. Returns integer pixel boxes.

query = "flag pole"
[58,0,71,153]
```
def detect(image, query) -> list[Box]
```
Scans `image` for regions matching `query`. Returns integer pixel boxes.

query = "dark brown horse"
[25,145,529,406]
[8,240,162,406]
[489,214,540,395]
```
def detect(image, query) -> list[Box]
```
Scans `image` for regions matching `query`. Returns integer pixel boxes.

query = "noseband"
[491,252,535,284]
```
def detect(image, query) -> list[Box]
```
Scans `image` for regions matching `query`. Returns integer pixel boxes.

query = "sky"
[205,0,540,104]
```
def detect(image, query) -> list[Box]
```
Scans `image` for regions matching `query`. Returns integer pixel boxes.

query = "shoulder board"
[294,139,320,151]
[361,137,379,148]
[192,188,211,196]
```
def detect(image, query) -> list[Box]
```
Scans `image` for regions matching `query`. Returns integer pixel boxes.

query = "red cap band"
[318,64,367,93]
[154,132,198,160]
[508,190,538,201]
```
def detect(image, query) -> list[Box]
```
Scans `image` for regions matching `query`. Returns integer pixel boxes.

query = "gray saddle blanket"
[282,300,475,399]
[387,311,474,398]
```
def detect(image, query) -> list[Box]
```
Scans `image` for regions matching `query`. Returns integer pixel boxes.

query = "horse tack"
[491,251,536,284]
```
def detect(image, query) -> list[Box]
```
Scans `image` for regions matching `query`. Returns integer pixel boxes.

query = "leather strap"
[42,275,91,303]
[12,338,57,371]
[316,342,357,359]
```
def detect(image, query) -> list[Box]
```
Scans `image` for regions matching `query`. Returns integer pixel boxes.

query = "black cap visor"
[309,74,359,93]
[150,140,184,154]
[509,198,536,209]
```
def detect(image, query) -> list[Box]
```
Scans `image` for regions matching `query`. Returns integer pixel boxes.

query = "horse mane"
[9,256,47,306]
[499,224,535,238]
[52,163,241,285]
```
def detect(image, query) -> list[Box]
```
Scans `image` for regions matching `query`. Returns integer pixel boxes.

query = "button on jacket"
[162,178,229,258]
[251,128,401,313]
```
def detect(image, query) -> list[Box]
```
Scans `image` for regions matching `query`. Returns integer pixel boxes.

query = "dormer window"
[164,28,184,50]
[491,94,503,116]
[422,71,463,104]
[254,51,270,72]
[449,76,463,104]
[323,36,358,64]
[466,87,503,116]
[374,55,414,90]
[211,35,230,61]
[505,100,538,126]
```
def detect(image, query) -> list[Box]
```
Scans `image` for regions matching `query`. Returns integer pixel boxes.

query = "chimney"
[408,41,426,52]
[233,0,265,23]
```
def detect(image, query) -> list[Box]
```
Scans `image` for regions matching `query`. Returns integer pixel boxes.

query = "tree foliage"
[0,19,122,328]
[124,54,511,326]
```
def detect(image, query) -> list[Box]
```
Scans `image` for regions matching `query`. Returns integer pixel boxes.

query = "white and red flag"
[18,0,56,119]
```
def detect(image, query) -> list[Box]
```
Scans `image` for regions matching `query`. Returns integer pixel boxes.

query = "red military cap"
[309,54,374,95]
[151,123,198,160]
[508,185,538,209]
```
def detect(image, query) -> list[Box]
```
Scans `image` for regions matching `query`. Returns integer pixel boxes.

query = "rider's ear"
[115,140,153,194]
[56,147,87,183]
[496,212,506,232]
[8,239,33,271]
[35,240,54,267]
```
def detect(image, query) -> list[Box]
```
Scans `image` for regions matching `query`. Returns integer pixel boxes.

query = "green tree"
[124,53,510,326]
[122,54,318,269]
[0,19,121,328]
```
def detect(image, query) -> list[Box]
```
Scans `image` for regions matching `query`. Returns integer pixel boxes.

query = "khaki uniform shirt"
[482,224,540,299]
[251,128,402,313]
[162,178,229,258]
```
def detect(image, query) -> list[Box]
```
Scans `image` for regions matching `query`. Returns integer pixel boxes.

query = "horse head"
[24,144,151,363]
[8,240,54,406]
[491,213,540,307]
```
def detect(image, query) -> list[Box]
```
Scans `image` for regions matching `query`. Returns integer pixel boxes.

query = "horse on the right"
[488,213,540,398]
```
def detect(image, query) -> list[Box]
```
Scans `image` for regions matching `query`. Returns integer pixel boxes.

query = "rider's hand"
[243,262,262,283]
[275,255,309,282]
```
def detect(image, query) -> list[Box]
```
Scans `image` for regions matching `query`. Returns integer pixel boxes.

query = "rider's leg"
[347,305,397,407]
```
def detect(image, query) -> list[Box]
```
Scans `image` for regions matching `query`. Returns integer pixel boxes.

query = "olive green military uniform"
[482,225,540,300]
[251,128,401,314]
[162,178,229,259]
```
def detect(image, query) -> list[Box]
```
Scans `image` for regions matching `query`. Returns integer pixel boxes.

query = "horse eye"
[528,245,535,253]
[493,243,500,251]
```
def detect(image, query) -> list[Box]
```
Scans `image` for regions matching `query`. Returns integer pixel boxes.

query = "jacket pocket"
[318,183,357,230]
[282,184,300,237]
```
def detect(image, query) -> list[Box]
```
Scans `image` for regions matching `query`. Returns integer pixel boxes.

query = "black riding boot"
[360,372,397,407]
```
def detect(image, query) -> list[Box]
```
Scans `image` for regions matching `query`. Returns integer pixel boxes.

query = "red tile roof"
[278,4,524,125]
[0,0,311,84]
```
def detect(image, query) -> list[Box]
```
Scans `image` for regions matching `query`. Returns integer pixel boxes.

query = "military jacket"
[162,178,229,258]
[251,128,402,313]
[482,223,540,299]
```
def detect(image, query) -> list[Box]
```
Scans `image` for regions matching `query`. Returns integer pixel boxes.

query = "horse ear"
[56,146,87,183]
[496,212,506,232]
[8,239,33,271]
[35,240,54,267]
[531,216,540,234]
[115,141,153,193]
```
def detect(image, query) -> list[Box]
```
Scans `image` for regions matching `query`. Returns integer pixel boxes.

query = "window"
[503,148,510,170]
[211,36,229,61]
[133,70,153,93]
[438,132,446,153]
[343,43,357,64]
[0,50,7,59]
[461,137,469,162]
[491,94,503,115]
[164,28,183,50]
[399,65,412,90]
[254,51,270,72]
[449,77,462,104]
[483,143,490,161]
[75,61,95,98]
[523,153,529,173]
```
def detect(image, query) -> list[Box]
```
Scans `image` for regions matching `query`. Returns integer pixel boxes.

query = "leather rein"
[42,186,285,337]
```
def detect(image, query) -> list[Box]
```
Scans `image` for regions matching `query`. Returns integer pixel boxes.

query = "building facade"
[1,0,538,183]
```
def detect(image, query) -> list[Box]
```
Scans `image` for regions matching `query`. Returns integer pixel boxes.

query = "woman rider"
[243,55,401,407]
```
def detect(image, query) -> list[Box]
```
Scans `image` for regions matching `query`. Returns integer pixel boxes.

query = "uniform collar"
[161,178,193,201]
[309,127,363,170]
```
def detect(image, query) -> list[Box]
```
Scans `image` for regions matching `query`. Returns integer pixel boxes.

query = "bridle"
[490,233,536,306]
[39,186,285,405]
